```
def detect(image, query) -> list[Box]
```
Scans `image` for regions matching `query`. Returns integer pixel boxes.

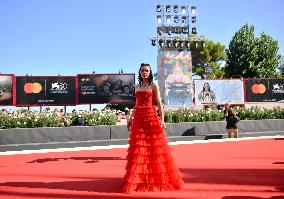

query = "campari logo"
[24,83,42,94]
[251,84,266,94]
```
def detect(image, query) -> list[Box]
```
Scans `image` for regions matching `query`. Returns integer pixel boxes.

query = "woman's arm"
[127,85,137,130]
[152,83,166,129]
[127,108,134,130]
[224,108,229,117]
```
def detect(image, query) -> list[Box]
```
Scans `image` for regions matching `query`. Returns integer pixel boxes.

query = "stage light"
[174,15,179,23]
[158,39,164,47]
[194,41,198,48]
[167,27,172,35]
[157,27,162,35]
[191,6,197,15]
[192,27,197,34]
[185,41,190,48]
[191,16,197,23]
[182,26,188,34]
[167,40,172,48]
[181,16,188,23]
[156,5,162,12]
[173,40,179,48]
[166,5,171,13]
[151,4,207,51]
[174,26,181,34]
[181,6,187,14]
[179,41,184,48]
[166,15,171,24]
[157,15,162,24]
[174,5,178,13]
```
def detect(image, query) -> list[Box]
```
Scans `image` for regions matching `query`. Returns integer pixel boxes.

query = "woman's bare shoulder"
[151,83,159,90]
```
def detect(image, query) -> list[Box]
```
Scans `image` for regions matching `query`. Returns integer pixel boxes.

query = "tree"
[225,24,281,78]
[254,33,281,77]
[225,24,257,78]
[191,40,227,79]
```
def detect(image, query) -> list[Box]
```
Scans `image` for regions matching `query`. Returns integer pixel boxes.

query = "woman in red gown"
[122,63,184,193]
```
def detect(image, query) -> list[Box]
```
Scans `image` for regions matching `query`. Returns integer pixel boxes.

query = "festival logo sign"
[16,76,76,106]
[245,78,284,102]
[50,82,68,94]
[271,83,284,94]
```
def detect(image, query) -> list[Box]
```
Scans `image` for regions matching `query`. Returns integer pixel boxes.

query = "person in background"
[224,103,239,138]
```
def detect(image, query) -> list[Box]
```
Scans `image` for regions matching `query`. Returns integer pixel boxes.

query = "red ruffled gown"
[122,90,184,193]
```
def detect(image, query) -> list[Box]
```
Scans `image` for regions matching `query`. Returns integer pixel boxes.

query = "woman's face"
[203,83,209,91]
[140,65,151,80]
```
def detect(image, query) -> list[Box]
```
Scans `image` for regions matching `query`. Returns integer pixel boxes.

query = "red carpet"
[0,138,284,199]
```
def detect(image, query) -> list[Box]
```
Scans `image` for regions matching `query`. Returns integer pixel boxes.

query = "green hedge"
[164,106,284,123]
[1,107,284,129]
[0,110,117,129]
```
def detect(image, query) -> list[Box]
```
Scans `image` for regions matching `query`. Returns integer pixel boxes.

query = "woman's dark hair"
[228,109,235,116]
[202,82,211,91]
[138,63,153,86]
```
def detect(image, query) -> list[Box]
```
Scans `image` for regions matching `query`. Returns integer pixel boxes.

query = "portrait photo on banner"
[194,79,245,105]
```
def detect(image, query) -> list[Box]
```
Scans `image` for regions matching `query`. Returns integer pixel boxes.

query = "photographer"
[224,103,239,138]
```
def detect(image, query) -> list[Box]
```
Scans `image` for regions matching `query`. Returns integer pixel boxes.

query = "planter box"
[0,119,283,145]
[0,126,110,145]
[166,119,284,136]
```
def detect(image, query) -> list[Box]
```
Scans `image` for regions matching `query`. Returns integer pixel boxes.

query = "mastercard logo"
[252,84,266,94]
[24,83,42,94]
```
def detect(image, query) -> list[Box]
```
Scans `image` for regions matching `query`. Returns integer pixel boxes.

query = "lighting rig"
[150,4,207,51]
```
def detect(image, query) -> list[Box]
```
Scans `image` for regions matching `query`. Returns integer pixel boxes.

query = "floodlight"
[181,16,188,23]
[166,15,171,24]
[166,5,171,13]
[157,15,162,24]
[174,15,179,23]
[192,27,197,34]
[191,6,196,15]
[174,5,178,13]
[181,6,187,14]
[156,5,162,12]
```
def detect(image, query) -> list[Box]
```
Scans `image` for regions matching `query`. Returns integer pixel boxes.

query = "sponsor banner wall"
[16,76,76,106]
[194,79,245,105]
[78,74,135,104]
[157,51,193,106]
[245,78,284,102]
[0,74,14,106]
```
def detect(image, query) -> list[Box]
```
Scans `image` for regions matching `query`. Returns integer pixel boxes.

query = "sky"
[1,0,284,111]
